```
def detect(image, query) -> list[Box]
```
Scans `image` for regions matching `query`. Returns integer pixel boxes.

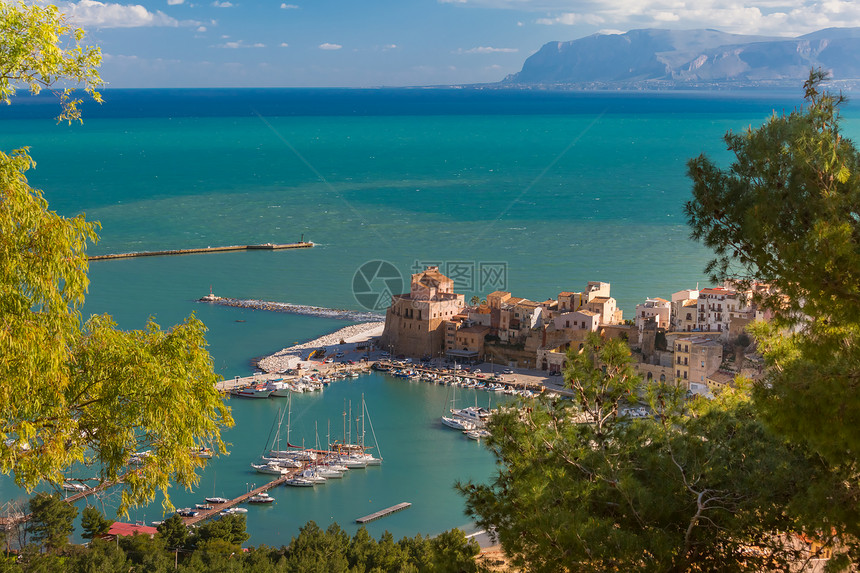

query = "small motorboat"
[248,492,275,504]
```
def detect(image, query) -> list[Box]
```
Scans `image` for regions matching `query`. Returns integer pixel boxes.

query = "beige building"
[635,298,671,330]
[380,266,465,359]
[554,309,599,332]
[673,335,723,387]
[452,325,491,362]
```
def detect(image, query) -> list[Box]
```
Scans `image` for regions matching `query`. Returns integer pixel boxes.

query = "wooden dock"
[89,241,313,261]
[355,502,412,524]
[182,473,293,526]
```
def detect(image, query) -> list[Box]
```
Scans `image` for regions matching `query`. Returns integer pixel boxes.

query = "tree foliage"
[0,0,102,123]
[0,0,233,512]
[79,505,113,541]
[686,69,860,565]
[459,335,824,572]
[26,492,78,552]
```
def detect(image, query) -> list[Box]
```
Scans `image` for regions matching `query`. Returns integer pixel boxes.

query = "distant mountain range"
[502,28,860,89]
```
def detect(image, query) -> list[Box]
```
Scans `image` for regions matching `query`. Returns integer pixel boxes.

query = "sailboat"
[441,383,478,430]
[251,403,301,474]
[330,395,382,466]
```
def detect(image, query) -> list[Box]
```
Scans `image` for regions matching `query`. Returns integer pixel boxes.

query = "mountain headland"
[501,27,860,90]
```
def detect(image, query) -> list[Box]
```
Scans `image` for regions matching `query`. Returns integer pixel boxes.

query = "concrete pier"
[89,241,313,261]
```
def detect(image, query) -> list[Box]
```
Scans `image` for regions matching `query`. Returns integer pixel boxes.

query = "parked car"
[503,368,515,374]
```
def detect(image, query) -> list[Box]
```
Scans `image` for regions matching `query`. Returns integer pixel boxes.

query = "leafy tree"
[459,335,823,572]
[65,539,130,573]
[686,68,860,566]
[427,528,479,573]
[79,505,113,540]
[0,0,102,123]
[0,1,233,512]
[156,513,190,550]
[26,492,77,552]
[190,513,249,551]
[283,521,349,572]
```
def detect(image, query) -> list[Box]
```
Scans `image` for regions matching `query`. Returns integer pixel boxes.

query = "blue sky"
[50,0,860,88]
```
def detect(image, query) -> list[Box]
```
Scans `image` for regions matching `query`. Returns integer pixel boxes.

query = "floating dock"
[355,502,412,524]
[89,241,313,261]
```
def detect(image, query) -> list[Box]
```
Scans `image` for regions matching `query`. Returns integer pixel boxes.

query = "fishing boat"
[248,493,275,504]
[231,384,273,399]
[195,503,214,510]
[221,507,248,515]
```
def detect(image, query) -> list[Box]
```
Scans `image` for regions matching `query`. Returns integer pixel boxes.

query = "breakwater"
[89,241,313,261]
[199,295,384,322]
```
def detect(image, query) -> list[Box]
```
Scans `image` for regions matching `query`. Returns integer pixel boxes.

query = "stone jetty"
[199,295,383,323]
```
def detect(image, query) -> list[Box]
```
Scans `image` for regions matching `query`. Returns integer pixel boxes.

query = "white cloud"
[319,42,342,50]
[280,3,299,8]
[536,13,578,25]
[439,0,860,37]
[167,0,184,4]
[196,25,207,32]
[63,1,182,27]
[457,46,518,54]
[212,1,232,7]
[220,40,265,48]
[280,42,289,47]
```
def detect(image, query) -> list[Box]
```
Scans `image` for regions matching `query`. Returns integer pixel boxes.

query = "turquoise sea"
[2,87,857,545]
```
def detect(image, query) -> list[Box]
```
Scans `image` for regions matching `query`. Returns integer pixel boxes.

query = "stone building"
[379,266,465,359]
[673,335,723,387]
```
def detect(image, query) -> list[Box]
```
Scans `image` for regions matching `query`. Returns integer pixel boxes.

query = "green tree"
[283,521,349,573]
[0,1,233,512]
[0,0,102,123]
[26,492,77,552]
[65,539,131,573]
[79,505,113,540]
[459,335,822,572]
[190,513,249,552]
[685,69,860,567]
[156,513,190,550]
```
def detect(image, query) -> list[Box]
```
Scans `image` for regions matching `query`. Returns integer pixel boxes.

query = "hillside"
[503,28,860,88]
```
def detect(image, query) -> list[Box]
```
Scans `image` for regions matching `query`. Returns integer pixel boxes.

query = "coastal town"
[240,264,771,399]
[375,265,768,395]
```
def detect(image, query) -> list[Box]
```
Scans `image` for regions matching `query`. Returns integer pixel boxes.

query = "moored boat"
[248,492,275,504]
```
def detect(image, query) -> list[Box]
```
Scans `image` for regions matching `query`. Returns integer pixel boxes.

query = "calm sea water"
[2,87,856,544]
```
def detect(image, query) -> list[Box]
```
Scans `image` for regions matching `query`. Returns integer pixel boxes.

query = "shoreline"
[257,321,385,373]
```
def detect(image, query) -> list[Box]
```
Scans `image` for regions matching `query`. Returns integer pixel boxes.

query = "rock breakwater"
[199,295,384,322]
